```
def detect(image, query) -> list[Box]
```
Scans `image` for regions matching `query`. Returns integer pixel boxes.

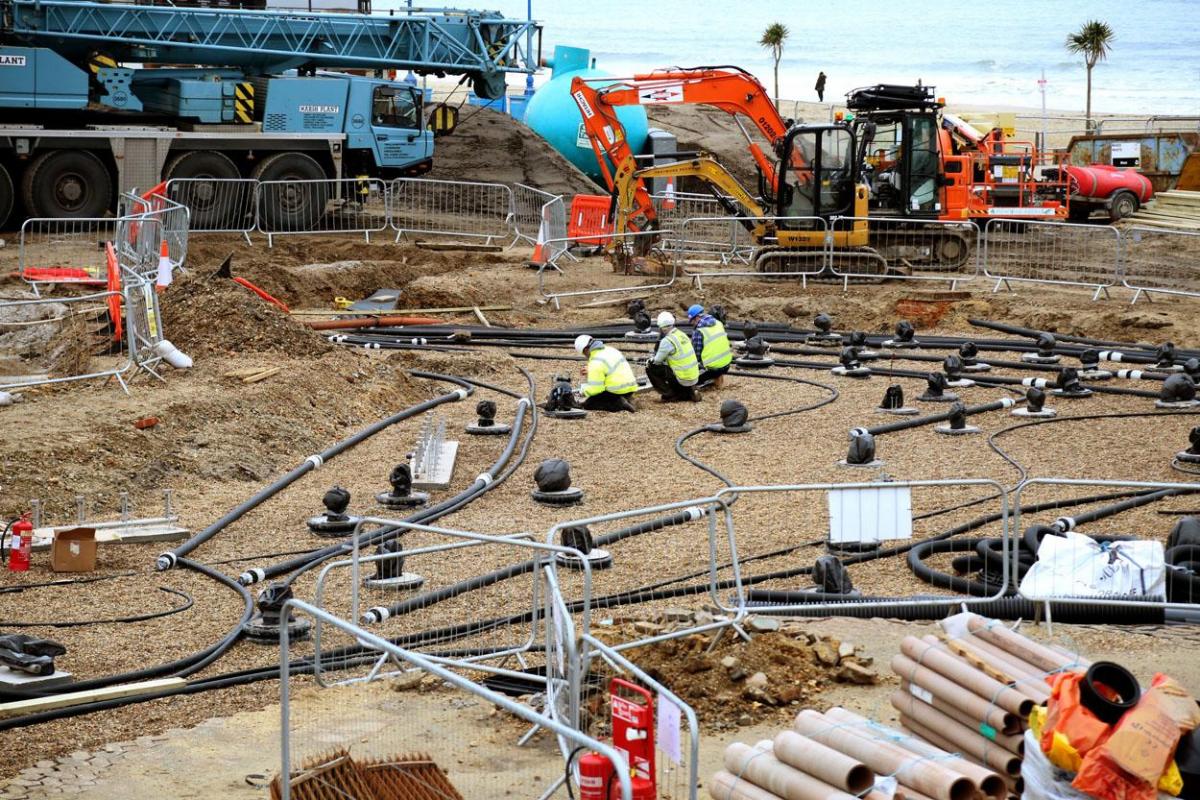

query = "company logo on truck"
[0,55,29,67]
[298,105,339,114]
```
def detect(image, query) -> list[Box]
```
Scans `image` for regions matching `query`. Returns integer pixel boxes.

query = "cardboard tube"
[772,731,874,794]
[900,712,1023,782]
[826,706,1008,800]
[792,709,975,800]
[892,688,1024,755]
[898,701,1022,776]
[964,614,1081,673]
[920,634,1046,705]
[891,653,1019,735]
[724,742,859,800]
[947,635,1052,703]
[901,637,1033,717]
[710,770,787,800]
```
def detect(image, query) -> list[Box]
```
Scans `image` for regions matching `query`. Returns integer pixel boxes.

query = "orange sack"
[1043,671,1113,758]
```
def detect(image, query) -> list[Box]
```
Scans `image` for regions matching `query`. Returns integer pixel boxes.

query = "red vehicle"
[1056,164,1155,222]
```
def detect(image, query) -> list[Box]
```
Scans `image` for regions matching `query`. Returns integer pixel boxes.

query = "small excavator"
[571,69,1089,275]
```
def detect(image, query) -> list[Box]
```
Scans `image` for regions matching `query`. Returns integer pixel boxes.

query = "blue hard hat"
[687,304,704,319]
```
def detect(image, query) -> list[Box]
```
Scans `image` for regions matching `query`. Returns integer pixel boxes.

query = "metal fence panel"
[165,177,257,240]
[982,219,1121,299]
[256,177,388,245]
[17,217,117,292]
[675,215,829,288]
[512,183,559,244]
[280,599,635,800]
[830,216,980,288]
[536,229,680,309]
[1121,226,1200,303]
[389,177,515,244]
[651,193,751,262]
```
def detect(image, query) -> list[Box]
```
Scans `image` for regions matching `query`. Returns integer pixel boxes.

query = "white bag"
[1019,531,1165,600]
[1021,731,1092,800]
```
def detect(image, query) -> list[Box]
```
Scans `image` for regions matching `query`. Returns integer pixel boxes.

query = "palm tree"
[759,22,789,109]
[1065,19,1115,128]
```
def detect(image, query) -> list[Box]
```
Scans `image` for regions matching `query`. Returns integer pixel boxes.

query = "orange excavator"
[571,66,871,270]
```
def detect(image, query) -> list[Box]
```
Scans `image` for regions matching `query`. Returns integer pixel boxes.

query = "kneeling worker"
[688,304,733,387]
[646,311,700,402]
[574,334,637,412]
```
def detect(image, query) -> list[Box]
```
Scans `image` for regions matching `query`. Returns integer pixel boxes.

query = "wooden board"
[0,677,185,718]
[30,524,190,552]
[414,241,502,253]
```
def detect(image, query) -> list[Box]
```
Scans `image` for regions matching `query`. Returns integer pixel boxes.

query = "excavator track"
[753,245,887,284]
[866,227,974,271]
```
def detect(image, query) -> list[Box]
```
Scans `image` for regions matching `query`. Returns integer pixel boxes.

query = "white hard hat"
[574,334,593,354]
[656,311,675,329]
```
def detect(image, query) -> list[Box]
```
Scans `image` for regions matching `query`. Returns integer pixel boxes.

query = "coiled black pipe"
[156,372,475,571]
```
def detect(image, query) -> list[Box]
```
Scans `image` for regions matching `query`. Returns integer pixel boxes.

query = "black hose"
[0,587,194,627]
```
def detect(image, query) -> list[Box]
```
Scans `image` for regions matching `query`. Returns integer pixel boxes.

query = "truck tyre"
[1109,190,1139,223]
[163,151,242,230]
[252,152,328,232]
[21,150,113,219]
[0,165,13,230]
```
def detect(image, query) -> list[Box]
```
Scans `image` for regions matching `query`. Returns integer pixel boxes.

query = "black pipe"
[156,373,474,570]
[865,397,1016,436]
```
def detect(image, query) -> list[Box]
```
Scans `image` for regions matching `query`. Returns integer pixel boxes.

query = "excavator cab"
[775,122,861,224]
[846,84,944,218]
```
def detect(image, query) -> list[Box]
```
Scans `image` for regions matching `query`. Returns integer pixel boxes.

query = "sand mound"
[427,107,601,197]
[161,271,331,356]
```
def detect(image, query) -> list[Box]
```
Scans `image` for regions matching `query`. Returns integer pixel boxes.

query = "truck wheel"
[252,152,328,232]
[164,151,242,230]
[0,165,13,230]
[21,150,113,218]
[1109,191,1139,222]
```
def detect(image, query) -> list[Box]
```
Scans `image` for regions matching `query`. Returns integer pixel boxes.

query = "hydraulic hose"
[156,373,474,570]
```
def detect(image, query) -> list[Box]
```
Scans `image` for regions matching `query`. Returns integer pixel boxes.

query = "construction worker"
[645,311,700,402]
[687,304,733,387]
[574,334,637,413]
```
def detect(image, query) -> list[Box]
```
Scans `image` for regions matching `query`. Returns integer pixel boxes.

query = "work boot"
[713,375,725,389]
[689,388,702,402]
[618,395,636,413]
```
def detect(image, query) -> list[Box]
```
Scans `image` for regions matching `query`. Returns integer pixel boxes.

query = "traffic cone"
[663,176,677,210]
[155,240,173,292]
[527,210,548,268]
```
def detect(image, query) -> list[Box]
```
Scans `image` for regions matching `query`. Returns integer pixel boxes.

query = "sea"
[418,0,1200,116]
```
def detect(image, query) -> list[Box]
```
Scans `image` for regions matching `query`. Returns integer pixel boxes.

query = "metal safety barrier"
[121,189,191,271]
[1121,226,1200,303]
[279,599,635,800]
[652,192,753,263]
[830,216,981,289]
[165,177,257,241]
[256,177,388,246]
[982,218,1121,300]
[17,217,117,295]
[536,229,680,309]
[389,176,515,245]
[675,215,829,289]
[512,182,560,244]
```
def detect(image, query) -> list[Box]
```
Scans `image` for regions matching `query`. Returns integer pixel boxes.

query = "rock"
[746,672,768,689]
[633,621,664,635]
[748,616,781,633]
[662,608,694,622]
[682,656,712,674]
[728,666,747,683]
[838,641,856,659]
[813,641,840,666]
[836,662,879,685]
[391,671,424,691]
[777,685,805,704]
[737,714,754,726]
[720,656,739,670]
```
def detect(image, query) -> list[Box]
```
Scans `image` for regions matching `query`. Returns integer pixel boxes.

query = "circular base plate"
[1022,354,1061,364]
[624,331,659,342]
[961,363,991,372]
[805,336,843,347]
[243,615,312,643]
[838,458,885,468]
[555,548,613,571]
[935,424,981,435]
[545,407,587,419]
[1156,400,1200,409]
[735,357,775,368]
[375,491,429,508]
[712,423,753,434]
[877,406,919,415]
[918,393,959,403]
[881,339,919,348]
[946,378,975,388]
[466,423,512,435]
[532,487,584,506]
[1051,388,1093,398]
[831,366,871,378]
[1012,408,1057,418]
[1172,456,1200,475]
[364,572,425,590]
[307,514,362,536]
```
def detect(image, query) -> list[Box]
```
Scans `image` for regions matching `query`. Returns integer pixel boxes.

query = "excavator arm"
[571,67,790,232]
[614,157,771,240]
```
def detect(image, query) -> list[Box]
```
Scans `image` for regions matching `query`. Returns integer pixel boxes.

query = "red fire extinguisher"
[576,751,614,800]
[7,514,32,572]
[574,679,658,799]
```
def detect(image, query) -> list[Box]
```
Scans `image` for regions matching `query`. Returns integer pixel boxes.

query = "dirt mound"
[161,271,331,356]
[594,619,879,731]
[646,105,762,190]
[427,107,600,196]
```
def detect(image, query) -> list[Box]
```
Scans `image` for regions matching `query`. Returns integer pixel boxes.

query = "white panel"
[827,486,913,545]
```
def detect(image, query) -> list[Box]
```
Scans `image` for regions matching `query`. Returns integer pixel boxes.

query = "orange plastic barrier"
[567,194,613,246]
[105,243,122,343]
[18,267,104,285]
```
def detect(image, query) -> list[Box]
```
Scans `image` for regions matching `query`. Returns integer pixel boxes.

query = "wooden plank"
[0,678,185,718]
[289,305,511,317]
[243,367,282,384]
[414,241,503,253]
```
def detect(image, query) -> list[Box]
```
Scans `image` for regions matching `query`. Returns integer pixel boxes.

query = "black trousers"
[646,362,696,401]
[581,391,636,412]
[698,364,731,386]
